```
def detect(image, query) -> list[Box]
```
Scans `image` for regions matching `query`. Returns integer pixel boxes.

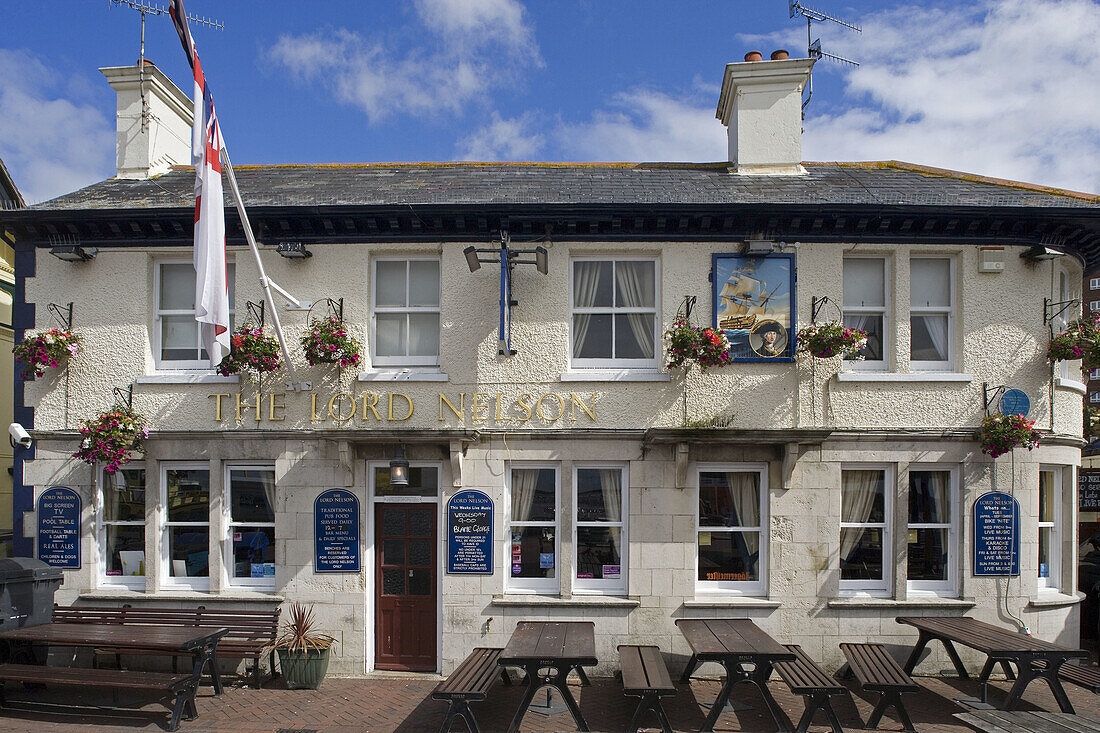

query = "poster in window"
[712,253,796,362]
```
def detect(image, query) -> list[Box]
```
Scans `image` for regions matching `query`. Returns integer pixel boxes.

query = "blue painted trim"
[12,243,35,558]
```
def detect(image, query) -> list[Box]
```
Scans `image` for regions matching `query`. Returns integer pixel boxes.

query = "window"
[1091,278,1100,290]
[1090,369,1100,380]
[99,465,146,588]
[909,257,954,370]
[571,258,658,368]
[1038,467,1061,592]
[907,468,956,596]
[840,467,892,594]
[1092,392,1100,404]
[226,466,276,589]
[1055,267,1074,379]
[1091,301,1100,312]
[161,464,210,589]
[154,261,235,369]
[696,465,767,595]
[506,464,558,594]
[843,257,888,367]
[574,465,627,594]
[372,258,441,366]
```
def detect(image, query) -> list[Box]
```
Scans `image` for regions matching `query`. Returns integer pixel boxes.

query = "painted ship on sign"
[717,274,782,331]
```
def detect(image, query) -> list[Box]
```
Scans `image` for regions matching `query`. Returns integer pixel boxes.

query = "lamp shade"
[389,446,410,487]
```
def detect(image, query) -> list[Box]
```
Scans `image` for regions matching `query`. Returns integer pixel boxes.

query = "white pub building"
[3,54,1099,678]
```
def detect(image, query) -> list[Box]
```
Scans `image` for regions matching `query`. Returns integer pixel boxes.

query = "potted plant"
[271,602,337,690]
[300,315,362,368]
[13,327,82,378]
[978,413,1041,458]
[73,406,148,472]
[1048,313,1100,369]
[217,325,282,377]
[664,318,732,371]
[796,321,868,359]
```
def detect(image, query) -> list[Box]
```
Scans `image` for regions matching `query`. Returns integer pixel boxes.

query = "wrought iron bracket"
[983,382,1008,417]
[246,300,265,327]
[113,385,133,410]
[47,302,73,330]
[308,297,344,322]
[1044,297,1080,326]
[810,295,842,324]
[677,295,697,322]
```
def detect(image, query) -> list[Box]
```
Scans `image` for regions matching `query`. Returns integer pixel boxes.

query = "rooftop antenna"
[108,0,222,132]
[788,1,861,111]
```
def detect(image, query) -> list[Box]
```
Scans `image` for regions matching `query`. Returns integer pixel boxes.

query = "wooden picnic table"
[498,621,597,733]
[677,618,797,733]
[897,616,1088,713]
[955,709,1100,732]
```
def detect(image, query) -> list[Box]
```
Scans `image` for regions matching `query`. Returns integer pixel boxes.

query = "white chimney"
[716,55,815,175]
[100,62,193,179]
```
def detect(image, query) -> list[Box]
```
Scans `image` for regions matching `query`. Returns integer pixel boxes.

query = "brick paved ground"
[0,671,1096,732]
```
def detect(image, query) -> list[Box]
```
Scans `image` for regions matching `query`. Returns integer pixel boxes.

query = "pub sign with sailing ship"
[712,253,796,362]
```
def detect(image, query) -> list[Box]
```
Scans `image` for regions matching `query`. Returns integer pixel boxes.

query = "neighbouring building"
[2,55,1100,678]
[0,157,23,556]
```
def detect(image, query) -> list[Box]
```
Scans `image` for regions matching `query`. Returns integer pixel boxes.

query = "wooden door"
[375,504,437,671]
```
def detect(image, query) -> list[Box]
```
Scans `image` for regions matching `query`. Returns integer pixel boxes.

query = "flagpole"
[220,147,310,392]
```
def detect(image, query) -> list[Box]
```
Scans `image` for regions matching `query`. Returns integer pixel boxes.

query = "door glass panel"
[382,567,404,595]
[409,538,432,567]
[408,568,432,595]
[382,539,405,566]
[383,509,405,536]
[409,509,433,536]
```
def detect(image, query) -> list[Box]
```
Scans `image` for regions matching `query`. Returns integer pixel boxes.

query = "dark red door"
[375,504,437,671]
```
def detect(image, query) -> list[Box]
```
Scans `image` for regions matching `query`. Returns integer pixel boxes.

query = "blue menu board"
[973,491,1020,576]
[314,489,360,572]
[37,486,81,568]
[447,490,493,574]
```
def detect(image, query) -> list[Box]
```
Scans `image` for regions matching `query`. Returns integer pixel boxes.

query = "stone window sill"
[81,589,282,602]
[834,372,973,383]
[1055,377,1087,394]
[358,370,448,382]
[1027,591,1084,608]
[490,595,639,608]
[560,370,669,382]
[827,597,975,609]
[684,597,781,609]
[135,373,240,385]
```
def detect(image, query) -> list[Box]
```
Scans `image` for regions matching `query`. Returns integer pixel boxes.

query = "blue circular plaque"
[999,389,1031,417]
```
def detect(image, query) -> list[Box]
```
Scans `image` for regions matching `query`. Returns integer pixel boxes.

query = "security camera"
[9,423,32,448]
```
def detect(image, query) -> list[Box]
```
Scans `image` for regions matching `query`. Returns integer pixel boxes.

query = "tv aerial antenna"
[108,0,222,132]
[788,1,861,110]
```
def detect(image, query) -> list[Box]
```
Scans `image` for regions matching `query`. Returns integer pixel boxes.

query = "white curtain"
[915,315,948,361]
[511,469,539,523]
[260,471,276,521]
[726,472,760,563]
[572,262,603,357]
[911,471,948,523]
[615,262,655,357]
[840,470,882,562]
[599,469,623,558]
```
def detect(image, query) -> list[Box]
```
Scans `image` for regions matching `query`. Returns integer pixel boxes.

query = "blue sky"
[2,0,1098,204]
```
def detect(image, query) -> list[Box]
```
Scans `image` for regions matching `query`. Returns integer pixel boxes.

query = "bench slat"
[0,664,193,691]
[840,643,919,692]
[773,645,846,695]
[619,645,675,694]
[434,648,503,701]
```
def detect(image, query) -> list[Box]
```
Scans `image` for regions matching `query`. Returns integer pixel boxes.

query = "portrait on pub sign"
[712,253,795,362]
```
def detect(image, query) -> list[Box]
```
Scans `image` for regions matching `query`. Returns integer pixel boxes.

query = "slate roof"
[29,161,1100,212]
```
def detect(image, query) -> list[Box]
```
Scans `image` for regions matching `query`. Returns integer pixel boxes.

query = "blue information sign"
[37,486,80,568]
[1000,389,1031,418]
[447,490,493,574]
[314,489,360,573]
[973,491,1020,576]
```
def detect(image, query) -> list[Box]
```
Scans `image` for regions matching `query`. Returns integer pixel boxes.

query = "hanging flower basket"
[300,316,362,368]
[217,325,282,377]
[664,319,732,371]
[74,406,148,473]
[978,413,1041,458]
[1048,313,1100,369]
[796,321,868,359]
[13,328,82,378]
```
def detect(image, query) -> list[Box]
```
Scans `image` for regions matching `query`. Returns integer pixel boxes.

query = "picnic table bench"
[897,616,1087,713]
[840,642,919,732]
[955,709,1100,733]
[432,647,510,733]
[52,604,280,689]
[618,644,676,733]
[1033,659,1100,694]
[498,621,597,733]
[773,644,847,733]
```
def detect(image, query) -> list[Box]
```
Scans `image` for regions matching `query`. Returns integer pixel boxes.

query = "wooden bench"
[0,663,199,731]
[52,604,280,689]
[1031,659,1100,694]
[841,642,919,732]
[773,645,848,733]
[432,647,510,733]
[618,644,676,733]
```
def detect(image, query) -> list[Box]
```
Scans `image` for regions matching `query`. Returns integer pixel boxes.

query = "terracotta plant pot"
[277,647,331,689]
[744,51,763,62]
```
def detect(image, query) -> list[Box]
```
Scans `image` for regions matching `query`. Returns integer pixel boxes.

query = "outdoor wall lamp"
[1021,245,1065,262]
[49,245,97,262]
[389,445,410,487]
[743,239,776,256]
[276,241,312,259]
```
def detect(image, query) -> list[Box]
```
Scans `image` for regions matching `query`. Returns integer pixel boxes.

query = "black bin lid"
[0,557,64,582]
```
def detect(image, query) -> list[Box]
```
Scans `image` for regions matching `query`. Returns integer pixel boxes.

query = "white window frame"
[224,464,276,591]
[1055,266,1075,379]
[1090,301,1100,312]
[843,255,890,370]
[1090,278,1100,290]
[572,463,629,595]
[1092,393,1100,404]
[1038,466,1062,593]
[370,256,441,368]
[839,464,893,595]
[569,256,660,370]
[159,462,211,591]
[905,465,958,597]
[97,463,146,590]
[505,462,560,595]
[694,463,768,597]
[1090,369,1100,380]
[909,256,955,372]
[153,259,234,371]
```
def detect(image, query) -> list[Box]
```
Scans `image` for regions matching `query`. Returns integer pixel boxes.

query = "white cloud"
[0,50,114,204]
[798,0,1100,192]
[267,0,539,124]
[457,112,544,160]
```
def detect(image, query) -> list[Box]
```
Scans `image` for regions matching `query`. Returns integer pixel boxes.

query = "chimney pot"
[744,51,763,62]
[770,49,789,60]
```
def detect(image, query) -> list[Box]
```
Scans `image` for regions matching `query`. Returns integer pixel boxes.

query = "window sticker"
[540,552,554,569]
[602,564,620,579]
